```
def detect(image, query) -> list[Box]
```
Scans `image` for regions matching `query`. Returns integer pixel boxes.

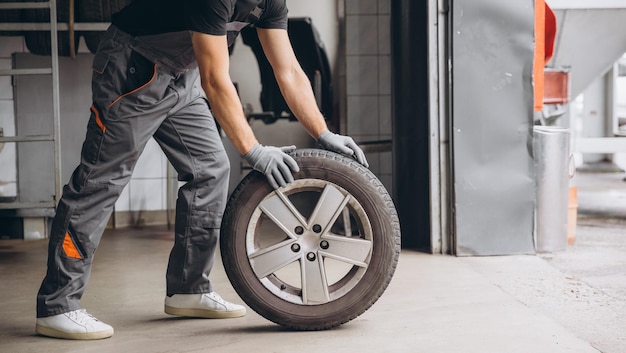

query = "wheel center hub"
[300,231,321,253]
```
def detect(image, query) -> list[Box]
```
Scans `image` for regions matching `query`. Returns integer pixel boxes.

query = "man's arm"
[190,31,257,155]
[191,31,299,189]
[257,28,368,167]
[256,28,328,139]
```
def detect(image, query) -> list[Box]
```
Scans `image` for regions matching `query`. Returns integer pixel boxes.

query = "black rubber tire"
[77,0,134,54]
[23,0,79,56]
[221,149,401,330]
[0,0,24,36]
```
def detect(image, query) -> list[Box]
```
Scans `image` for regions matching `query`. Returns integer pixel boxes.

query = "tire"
[221,149,401,330]
[23,0,79,56]
[78,0,134,54]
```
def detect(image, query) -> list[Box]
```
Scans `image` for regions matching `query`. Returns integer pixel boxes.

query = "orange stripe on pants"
[91,104,106,133]
[62,232,82,259]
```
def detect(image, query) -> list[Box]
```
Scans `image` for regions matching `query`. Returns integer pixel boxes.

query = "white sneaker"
[165,292,246,319]
[36,309,114,340]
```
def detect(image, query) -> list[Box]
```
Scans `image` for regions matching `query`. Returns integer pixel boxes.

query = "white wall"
[0,36,24,199]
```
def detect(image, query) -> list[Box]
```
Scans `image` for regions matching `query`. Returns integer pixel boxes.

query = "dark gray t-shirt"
[112,0,288,43]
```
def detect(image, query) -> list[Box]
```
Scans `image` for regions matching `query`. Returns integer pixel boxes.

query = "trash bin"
[533,126,570,253]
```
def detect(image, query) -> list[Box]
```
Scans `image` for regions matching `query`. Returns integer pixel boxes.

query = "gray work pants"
[36,26,230,317]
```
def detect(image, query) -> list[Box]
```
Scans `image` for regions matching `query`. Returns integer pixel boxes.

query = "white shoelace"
[68,309,100,325]
[208,292,226,303]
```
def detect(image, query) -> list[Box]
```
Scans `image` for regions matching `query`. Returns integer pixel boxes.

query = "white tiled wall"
[344,0,393,192]
[0,36,23,199]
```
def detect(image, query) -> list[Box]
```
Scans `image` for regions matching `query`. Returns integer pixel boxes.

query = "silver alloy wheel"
[221,149,400,330]
[246,179,373,305]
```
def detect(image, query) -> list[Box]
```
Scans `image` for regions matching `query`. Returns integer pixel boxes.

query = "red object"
[544,3,557,63]
[534,1,558,111]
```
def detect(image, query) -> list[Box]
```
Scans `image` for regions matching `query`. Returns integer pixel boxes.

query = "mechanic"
[35,0,368,340]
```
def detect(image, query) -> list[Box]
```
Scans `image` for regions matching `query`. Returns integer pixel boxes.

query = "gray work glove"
[244,144,300,189]
[317,130,369,167]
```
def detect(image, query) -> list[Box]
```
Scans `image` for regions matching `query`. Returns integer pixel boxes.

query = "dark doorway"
[391,0,431,250]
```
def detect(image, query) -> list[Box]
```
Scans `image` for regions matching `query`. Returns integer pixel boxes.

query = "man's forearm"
[202,79,258,155]
[275,65,328,140]
[192,31,259,156]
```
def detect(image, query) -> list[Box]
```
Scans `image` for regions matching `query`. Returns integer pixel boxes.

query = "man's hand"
[317,130,369,167]
[244,144,300,189]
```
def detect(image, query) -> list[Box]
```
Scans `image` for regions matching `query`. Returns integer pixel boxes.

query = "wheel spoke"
[249,240,301,279]
[259,191,307,240]
[320,235,372,267]
[308,184,350,234]
[301,256,330,304]
[342,208,352,236]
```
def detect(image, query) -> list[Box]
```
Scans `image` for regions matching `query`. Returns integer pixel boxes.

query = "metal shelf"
[0,135,55,143]
[0,201,56,210]
[0,2,50,10]
[0,0,62,213]
[0,22,110,31]
[0,68,53,75]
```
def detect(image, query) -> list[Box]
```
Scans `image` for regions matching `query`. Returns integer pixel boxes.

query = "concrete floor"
[0,170,625,353]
